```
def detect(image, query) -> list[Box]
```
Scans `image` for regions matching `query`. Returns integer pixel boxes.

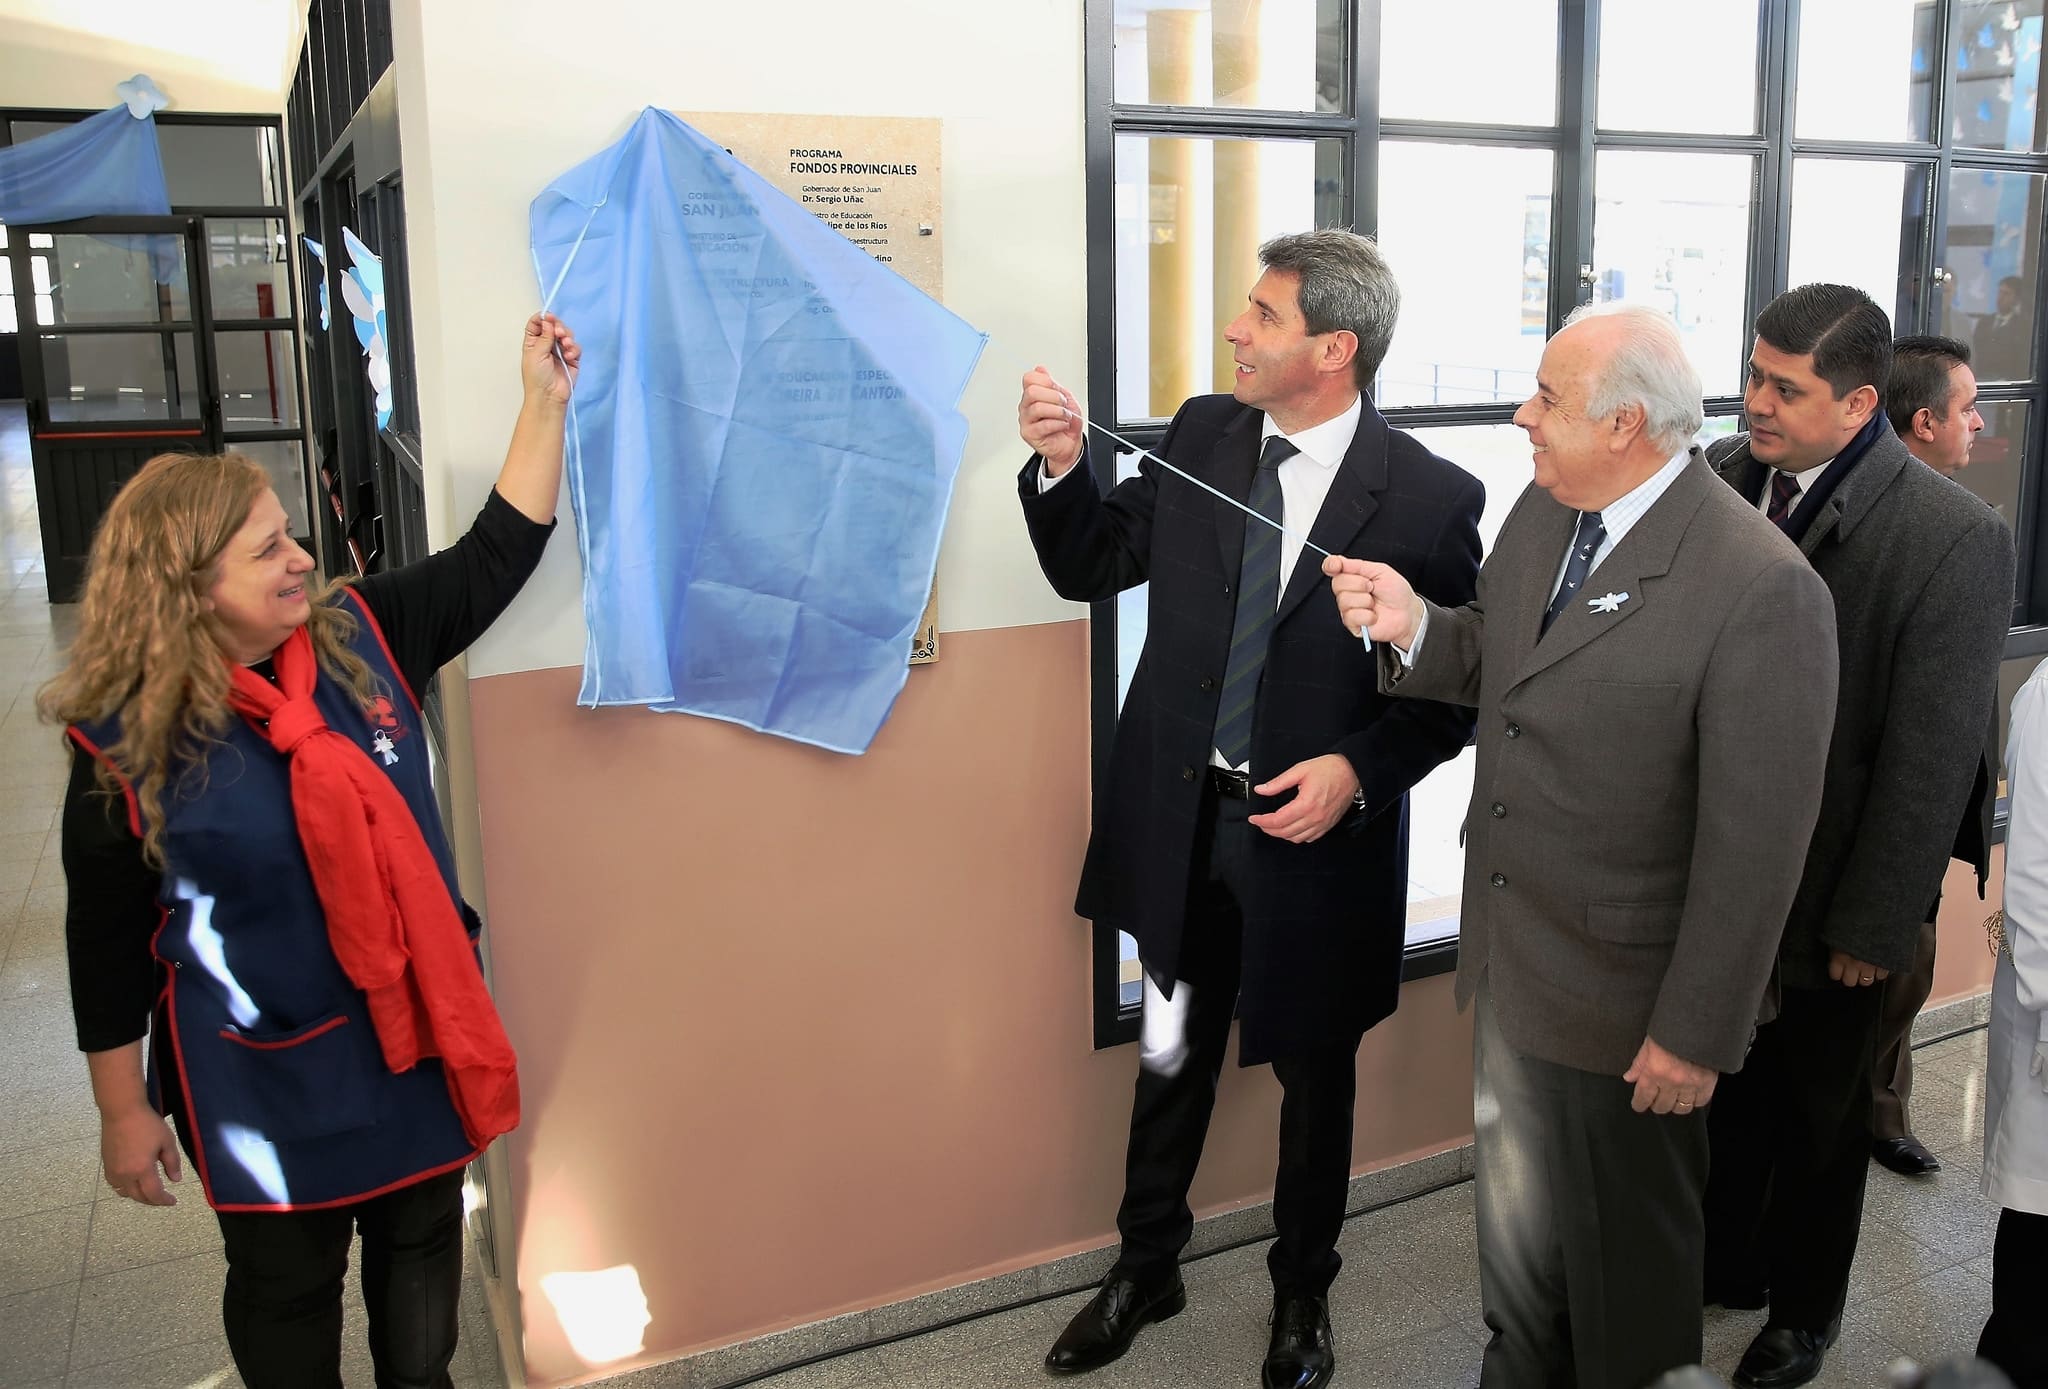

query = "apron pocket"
[210,1010,378,1142]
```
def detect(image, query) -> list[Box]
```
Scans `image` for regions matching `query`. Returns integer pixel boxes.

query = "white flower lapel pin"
[1587,591,1630,614]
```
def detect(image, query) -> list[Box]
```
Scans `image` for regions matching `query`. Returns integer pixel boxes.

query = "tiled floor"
[0,400,2009,1387]
[740,1042,1998,1389]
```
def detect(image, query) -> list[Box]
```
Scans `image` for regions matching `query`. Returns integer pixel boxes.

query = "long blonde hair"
[38,451,379,866]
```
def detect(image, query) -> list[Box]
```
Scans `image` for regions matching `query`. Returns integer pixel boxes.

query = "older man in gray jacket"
[1326,303,1838,1389]
[1701,285,2016,1389]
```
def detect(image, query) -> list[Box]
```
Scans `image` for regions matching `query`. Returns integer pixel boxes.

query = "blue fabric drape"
[531,109,987,754]
[0,105,176,281]
[0,105,171,221]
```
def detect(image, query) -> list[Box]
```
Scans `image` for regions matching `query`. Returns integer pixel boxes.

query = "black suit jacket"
[1019,394,1483,1065]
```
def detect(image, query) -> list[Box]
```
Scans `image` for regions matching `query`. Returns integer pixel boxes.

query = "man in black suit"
[1865,336,1999,1180]
[1016,229,1483,1389]
[1702,285,2016,1389]
[1975,276,2031,382]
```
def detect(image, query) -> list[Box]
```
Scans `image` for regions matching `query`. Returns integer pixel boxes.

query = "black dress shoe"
[1871,1135,1942,1176]
[1044,1270,1186,1374]
[1731,1322,1839,1389]
[1262,1294,1335,1389]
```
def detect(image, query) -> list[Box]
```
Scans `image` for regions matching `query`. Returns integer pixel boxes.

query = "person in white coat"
[1981,658,2048,1386]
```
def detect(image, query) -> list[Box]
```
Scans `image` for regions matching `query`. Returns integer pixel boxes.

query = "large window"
[1084,0,2048,1046]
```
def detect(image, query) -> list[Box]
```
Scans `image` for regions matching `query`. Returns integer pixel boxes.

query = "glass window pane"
[1592,150,1757,395]
[1406,743,1468,950]
[231,438,311,536]
[1941,167,2046,381]
[1954,1,2048,152]
[1386,422,1542,951]
[1114,134,1344,420]
[1955,398,2027,531]
[215,329,300,429]
[1794,0,1934,142]
[1117,931,1141,1010]
[207,218,291,320]
[1599,0,1758,134]
[0,299,15,335]
[1112,0,1345,112]
[1376,143,1552,408]
[9,121,72,146]
[1787,159,1927,334]
[41,235,190,325]
[40,332,197,422]
[157,124,283,206]
[1700,414,1743,446]
[1379,0,1558,126]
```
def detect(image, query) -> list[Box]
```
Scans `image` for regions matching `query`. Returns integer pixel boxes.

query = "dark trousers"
[1113,783,1363,1300]
[1471,977,1710,1389]
[1979,1206,2048,1388]
[1703,982,1885,1331]
[212,1169,466,1389]
[1871,919,1939,1141]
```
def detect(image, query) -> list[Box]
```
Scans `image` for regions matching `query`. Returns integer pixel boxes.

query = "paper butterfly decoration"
[339,229,391,430]
[115,74,169,119]
[304,229,392,431]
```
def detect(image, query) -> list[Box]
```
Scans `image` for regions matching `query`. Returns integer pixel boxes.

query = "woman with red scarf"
[41,313,577,1388]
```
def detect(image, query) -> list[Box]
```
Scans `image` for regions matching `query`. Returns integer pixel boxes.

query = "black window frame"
[287,0,439,735]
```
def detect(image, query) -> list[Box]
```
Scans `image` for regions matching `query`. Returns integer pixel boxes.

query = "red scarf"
[225,626,519,1149]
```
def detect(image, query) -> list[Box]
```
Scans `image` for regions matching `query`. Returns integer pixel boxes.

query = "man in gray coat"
[1864,334,1998,1181]
[1700,285,2016,1389]
[1325,303,1839,1389]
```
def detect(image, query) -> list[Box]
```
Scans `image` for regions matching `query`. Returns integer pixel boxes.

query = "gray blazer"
[1383,453,1839,1075]
[1708,428,2015,988]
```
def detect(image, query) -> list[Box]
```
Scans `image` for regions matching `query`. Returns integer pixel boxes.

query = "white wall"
[393,0,1093,682]
[0,2,292,114]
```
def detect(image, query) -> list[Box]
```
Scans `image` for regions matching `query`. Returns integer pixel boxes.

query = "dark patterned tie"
[1541,509,1606,637]
[1211,435,1297,768]
[1766,470,1801,532]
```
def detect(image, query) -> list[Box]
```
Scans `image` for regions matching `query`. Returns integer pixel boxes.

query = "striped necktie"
[1211,435,1297,769]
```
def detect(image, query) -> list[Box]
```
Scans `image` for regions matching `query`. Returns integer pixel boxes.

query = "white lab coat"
[1985,660,2048,1215]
